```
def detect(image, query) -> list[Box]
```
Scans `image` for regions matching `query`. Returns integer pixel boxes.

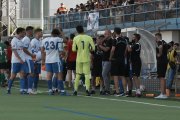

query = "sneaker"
[60,91,67,96]
[28,89,37,95]
[20,90,27,95]
[154,94,168,99]
[90,90,95,94]
[136,89,142,97]
[48,90,54,95]
[120,93,126,96]
[73,91,77,96]
[86,90,91,96]
[105,91,111,95]
[114,93,121,97]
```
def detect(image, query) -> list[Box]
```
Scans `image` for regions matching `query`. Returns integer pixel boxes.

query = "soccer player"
[7,27,26,94]
[109,27,127,96]
[98,30,112,95]
[41,28,65,95]
[22,26,36,94]
[30,28,43,93]
[0,40,7,87]
[128,33,142,97]
[154,33,168,99]
[72,25,95,96]
[66,33,77,88]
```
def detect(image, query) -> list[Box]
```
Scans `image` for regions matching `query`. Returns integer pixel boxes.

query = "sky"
[49,0,88,15]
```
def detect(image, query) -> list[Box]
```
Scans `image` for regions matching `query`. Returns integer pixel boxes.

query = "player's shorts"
[46,62,63,73]
[34,63,41,74]
[0,62,8,69]
[11,63,27,74]
[76,62,90,75]
[132,61,141,77]
[157,61,168,78]
[67,61,76,70]
[111,60,125,76]
[25,59,35,73]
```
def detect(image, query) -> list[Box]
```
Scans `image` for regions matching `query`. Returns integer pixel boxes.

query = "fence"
[44,0,180,31]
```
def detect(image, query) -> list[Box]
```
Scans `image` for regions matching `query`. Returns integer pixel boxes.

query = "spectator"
[56,3,68,15]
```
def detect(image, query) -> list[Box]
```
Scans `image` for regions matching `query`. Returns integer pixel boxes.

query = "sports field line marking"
[44,106,118,120]
[82,96,180,109]
[12,86,180,109]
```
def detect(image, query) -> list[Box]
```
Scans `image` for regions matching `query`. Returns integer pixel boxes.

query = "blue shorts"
[25,60,35,73]
[34,63,41,74]
[45,62,63,73]
[11,63,27,74]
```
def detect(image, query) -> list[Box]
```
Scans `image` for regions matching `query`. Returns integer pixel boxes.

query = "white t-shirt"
[22,36,32,60]
[31,38,42,63]
[11,37,25,63]
[41,37,63,63]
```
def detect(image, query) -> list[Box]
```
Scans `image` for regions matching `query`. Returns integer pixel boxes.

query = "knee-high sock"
[28,75,34,89]
[20,78,25,91]
[52,77,58,89]
[47,80,52,90]
[7,79,13,90]
[74,74,81,91]
[34,76,39,89]
[119,80,124,93]
[85,74,90,91]
[58,80,64,92]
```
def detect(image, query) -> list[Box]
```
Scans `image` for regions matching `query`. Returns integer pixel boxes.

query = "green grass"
[0,87,180,120]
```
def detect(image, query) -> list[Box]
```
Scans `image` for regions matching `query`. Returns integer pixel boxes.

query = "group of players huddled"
[0,25,179,99]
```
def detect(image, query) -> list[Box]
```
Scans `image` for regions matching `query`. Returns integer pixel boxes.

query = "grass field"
[0,87,180,120]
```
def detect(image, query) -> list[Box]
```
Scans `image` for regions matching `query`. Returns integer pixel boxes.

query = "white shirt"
[22,36,32,60]
[31,38,42,63]
[11,37,25,63]
[41,37,63,63]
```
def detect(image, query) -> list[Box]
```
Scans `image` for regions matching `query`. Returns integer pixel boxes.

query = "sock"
[74,74,81,91]
[85,74,90,91]
[20,78,25,91]
[24,77,28,91]
[52,77,58,89]
[58,80,64,92]
[119,80,124,94]
[34,76,39,89]
[47,80,52,90]
[28,76,33,89]
[7,79,13,90]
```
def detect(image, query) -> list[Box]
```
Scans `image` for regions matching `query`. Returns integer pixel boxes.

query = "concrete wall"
[153,30,180,43]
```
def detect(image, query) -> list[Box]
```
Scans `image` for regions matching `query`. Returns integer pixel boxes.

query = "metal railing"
[44,0,180,31]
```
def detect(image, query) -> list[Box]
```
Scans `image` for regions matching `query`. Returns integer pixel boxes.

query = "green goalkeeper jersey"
[72,34,95,63]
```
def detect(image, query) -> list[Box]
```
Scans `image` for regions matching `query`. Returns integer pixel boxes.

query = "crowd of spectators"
[56,0,178,15]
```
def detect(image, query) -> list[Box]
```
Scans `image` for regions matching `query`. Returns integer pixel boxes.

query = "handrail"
[44,0,180,31]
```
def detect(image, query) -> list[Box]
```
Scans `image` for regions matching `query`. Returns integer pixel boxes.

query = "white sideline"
[82,96,180,109]
[12,86,180,109]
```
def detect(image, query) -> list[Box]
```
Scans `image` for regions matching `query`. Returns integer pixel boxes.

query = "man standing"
[66,33,76,88]
[7,27,26,94]
[154,33,168,99]
[109,27,127,96]
[98,30,112,95]
[30,28,43,93]
[72,25,95,96]
[128,33,142,97]
[41,29,65,95]
[22,26,35,94]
